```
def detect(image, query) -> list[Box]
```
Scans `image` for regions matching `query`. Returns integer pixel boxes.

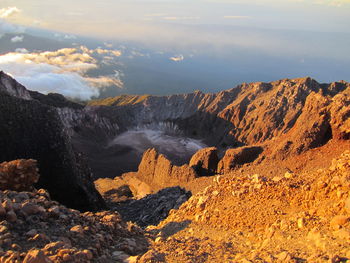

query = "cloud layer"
[0,7,20,18]
[0,47,123,100]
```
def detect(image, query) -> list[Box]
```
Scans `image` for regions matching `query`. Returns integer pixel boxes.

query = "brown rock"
[81,249,93,260]
[21,203,45,215]
[122,173,153,198]
[70,225,84,234]
[6,210,17,222]
[132,148,197,191]
[277,251,292,261]
[218,146,263,173]
[138,250,166,263]
[25,229,38,237]
[23,249,52,263]
[0,159,39,191]
[2,199,13,211]
[189,147,219,176]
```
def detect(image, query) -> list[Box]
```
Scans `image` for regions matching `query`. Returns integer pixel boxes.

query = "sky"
[2,0,350,38]
[0,1,349,99]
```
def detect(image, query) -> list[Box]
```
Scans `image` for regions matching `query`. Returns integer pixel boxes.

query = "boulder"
[133,148,197,191]
[218,146,263,173]
[0,159,39,191]
[189,147,219,176]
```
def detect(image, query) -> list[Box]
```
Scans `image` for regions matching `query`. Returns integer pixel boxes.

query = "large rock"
[218,146,263,173]
[134,148,197,191]
[189,147,219,176]
[0,72,105,211]
[0,159,39,191]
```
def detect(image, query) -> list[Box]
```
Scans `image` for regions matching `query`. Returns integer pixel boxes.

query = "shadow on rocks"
[112,186,191,227]
[158,220,192,238]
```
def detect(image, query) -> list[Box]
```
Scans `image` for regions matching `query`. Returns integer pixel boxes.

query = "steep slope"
[0,71,105,211]
[142,151,350,262]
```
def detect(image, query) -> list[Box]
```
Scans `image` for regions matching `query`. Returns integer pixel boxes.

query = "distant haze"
[0,1,349,98]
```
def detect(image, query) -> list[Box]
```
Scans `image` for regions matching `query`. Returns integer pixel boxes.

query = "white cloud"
[11,35,24,42]
[0,47,123,100]
[0,7,21,18]
[15,48,28,53]
[64,34,77,39]
[170,54,184,62]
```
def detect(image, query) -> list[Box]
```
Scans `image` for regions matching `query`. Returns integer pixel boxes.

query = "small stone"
[277,251,292,261]
[57,249,73,260]
[6,210,17,222]
[23,249,52,263]
[2,199,13,211]
[48,206,60,217]
[70,225,84,234]
[21,203,45,215]
[196,196,208,210]
[138,250,165,263]
[11,243,21,250]
[112,251,129,261]
[25,229,38,237]
[284,171,294,179]
[30,233,49,242]
[43,241,66,252]
[272,176,282,182]
[36,189,50,199]
[212,190,219,196]
[297,218,305,229]
[0,225,8,233]
[251,174,260,183]
[81,249,93,260]
[155,237,162,243]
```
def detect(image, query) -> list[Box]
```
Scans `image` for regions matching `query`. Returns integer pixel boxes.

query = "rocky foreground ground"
[1,148,350,262]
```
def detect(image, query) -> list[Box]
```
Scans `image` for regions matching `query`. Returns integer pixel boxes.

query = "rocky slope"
[0,72,105,211]
[141,150,350,262]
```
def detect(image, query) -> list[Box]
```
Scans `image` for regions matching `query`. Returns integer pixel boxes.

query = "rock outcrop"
[134,148,197,191]
[189,147,219,176]
[0,159,39,191]
[0,72,105,211]
[217,146,263,173]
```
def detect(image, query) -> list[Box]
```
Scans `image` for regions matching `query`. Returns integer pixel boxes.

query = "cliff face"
[0,71,105,211]
[90,77,350,154]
